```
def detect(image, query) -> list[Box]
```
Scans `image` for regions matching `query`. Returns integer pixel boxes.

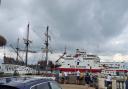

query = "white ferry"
[55,49,128,76]
[55,49,101,73]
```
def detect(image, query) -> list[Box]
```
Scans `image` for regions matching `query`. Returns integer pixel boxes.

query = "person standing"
[125,76,128,89]
[55,70,59,82]
[85,72,91,87]
[76,70,80,84]
[105,74,112,88]
[59,71,62,83]
[64,72,68,84]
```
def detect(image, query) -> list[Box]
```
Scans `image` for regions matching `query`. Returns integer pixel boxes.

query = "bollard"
[98,78,106,89]
[112,80,116,89]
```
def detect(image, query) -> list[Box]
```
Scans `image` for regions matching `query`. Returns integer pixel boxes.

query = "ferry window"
[77,62,79,65]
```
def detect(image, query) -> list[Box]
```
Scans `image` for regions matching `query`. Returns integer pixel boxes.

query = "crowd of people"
[55,70,128,89]
[55,70,98,87]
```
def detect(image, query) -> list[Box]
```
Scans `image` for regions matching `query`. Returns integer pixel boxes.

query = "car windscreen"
[0,85,19,89]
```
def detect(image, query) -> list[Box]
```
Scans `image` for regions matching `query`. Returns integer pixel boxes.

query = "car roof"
[1,77,54,89]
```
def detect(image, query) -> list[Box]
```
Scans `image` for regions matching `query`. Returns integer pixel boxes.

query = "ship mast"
[45,26,49,72]
[24,23,31,66]
[10,43,24,65]
[16,38,19,63]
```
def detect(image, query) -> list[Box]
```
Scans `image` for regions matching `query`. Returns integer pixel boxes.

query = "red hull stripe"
[103,70,128,72]
[52,68,128,72]
[54,68,102,72]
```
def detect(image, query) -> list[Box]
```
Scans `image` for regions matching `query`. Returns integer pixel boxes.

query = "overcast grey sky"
[1,0,128,62]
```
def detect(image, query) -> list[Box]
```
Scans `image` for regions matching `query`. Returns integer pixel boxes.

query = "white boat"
[0,64,35,74]
[56,49,101,73]
[100,62,128,76]
[0,56,36,74]
[55,49,128,76]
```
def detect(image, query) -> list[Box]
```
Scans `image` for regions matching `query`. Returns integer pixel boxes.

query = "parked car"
[0,77,62,89]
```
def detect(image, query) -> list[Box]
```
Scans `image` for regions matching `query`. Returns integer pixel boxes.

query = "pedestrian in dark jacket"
[85,72,91,86]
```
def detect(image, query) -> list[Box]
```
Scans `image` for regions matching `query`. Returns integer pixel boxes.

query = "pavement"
[61,84,95,89]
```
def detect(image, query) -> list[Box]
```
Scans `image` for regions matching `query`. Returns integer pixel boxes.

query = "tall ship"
[0,24,36,75]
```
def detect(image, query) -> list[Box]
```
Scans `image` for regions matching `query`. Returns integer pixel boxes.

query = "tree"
[0,35,6,46]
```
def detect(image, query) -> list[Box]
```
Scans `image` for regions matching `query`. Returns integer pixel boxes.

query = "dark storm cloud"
[0,0,128,55]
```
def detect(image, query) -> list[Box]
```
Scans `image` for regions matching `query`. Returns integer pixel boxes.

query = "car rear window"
[0,85,19,89]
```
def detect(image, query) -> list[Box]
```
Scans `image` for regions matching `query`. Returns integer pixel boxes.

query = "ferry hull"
[55,68,102,72]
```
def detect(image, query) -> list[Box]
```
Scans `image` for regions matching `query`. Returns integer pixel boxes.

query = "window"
[77,62,79,65]
[37,82,50,89]
[31,86,37,89]
[50,82,62,89]
[31,82,50,89]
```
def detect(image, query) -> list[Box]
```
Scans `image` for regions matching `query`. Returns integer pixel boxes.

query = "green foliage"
[0,72,13,77]
[25,73,32,75]
[0,72,4,77]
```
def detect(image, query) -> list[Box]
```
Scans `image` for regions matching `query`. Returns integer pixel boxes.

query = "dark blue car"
[0,77,62,89]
